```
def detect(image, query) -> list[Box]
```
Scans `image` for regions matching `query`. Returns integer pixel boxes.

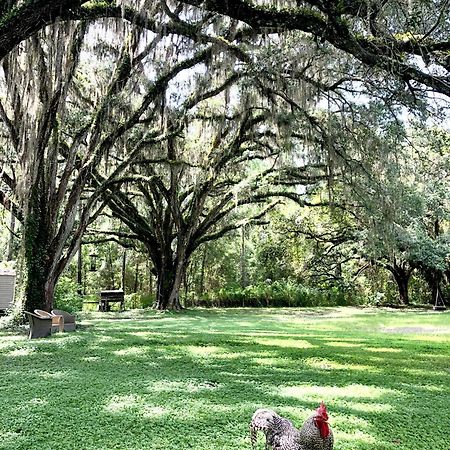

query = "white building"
[0,269,15,312]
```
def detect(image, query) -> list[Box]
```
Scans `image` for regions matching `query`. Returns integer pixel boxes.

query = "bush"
[188,280,361,308]
[124,292,155,309]
[54,277,83,313]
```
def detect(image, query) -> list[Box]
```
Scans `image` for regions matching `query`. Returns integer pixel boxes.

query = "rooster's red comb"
[316,402,328,420]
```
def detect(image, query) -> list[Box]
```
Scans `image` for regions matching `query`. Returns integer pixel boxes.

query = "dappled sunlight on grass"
[253,357,294,367]
[336,429,377,446]
[0,334,27,350]
[365,347,402,353]
[113,346,148,357]
[419,384,443,392]
[38,370,71,380]
[28,397,48,406]
[254,337,316,348]
[401,367,447,377]
[407,334,450,342]
[338,401,393,414]
[81,355,101,362]
[304,357,379,373]
[142,406,169,418]
[146,379,221,394]
[95,334,124,344]
[6,347,34,357]
[279,383,398,401]
[325,341,363,348]
[415,352,449,359]
[186,345,225,357]
[129,330,172,338]
[104,394,143,413]
[1,307,449,449]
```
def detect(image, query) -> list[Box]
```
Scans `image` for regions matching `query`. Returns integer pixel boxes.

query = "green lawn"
[0,307,449,450]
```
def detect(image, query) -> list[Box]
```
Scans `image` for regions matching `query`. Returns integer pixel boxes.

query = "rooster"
[250,402,333,450]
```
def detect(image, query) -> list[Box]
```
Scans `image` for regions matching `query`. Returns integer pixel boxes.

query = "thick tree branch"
[180,0,450,97]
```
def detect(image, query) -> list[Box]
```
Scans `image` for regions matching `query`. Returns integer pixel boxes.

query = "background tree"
[102,101,329,309]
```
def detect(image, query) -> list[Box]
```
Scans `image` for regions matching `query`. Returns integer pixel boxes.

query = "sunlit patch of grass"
[39,370,70,379]
[365,347,402,353]
[408,334,450,341]
[142,405,169,418]
[7,347,34,357]
[147,379,221,394]
[279,383,398,401]
[29,397,48,406]
[185,345,225,357]
[304,357,378,373]
[401,367,446,377]
[130,331,171,338]
[113,346,148,356]
[338,401,393,413]
[324,341,363,347]
[254,337,316,348]
[337,429,377,445]
[104,394,141,412]
[253,357,293,367]
[81,355,101,362]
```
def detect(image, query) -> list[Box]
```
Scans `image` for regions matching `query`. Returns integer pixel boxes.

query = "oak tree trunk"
[386,262,412,306]
[392,271,411,306]
[423,269,445,307]
[154,262,184,310]
[23,191,55,312]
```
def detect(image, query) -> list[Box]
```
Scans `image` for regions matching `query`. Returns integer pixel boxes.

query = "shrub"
[54,277,83,313]
[188,280,361,308]
[124,292,155,309]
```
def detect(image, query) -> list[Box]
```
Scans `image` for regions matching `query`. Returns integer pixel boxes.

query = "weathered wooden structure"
[0,269,15,313]
[99,290,125,312]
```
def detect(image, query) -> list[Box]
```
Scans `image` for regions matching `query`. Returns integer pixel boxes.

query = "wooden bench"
[99,290,125,312]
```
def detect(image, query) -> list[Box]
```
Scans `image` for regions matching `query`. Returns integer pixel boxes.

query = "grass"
[0,307,449,450]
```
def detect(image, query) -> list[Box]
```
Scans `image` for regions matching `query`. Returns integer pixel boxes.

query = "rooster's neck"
[313,417,330,439]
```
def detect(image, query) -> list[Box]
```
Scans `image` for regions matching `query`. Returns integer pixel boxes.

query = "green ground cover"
[0,307,449,450]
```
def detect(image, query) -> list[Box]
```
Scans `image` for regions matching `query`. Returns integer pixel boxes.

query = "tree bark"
[23,189,56,312]
[392,270,411,305]
[240,225,248,288]
[134,259,139,293]
[385,262,412,306]
[122,250,127,292]
[154,259,184,310]
[0,0,84,61]
[6,212,15,261]
[199,246,207,296]
[77,242,83,296]
[392,271,410,306]
[422,268,445,307]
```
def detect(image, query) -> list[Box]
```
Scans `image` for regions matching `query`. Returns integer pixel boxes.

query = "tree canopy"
[1,1,449,97]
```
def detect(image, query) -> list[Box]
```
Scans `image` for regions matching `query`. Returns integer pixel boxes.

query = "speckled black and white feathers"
[250,409,302,450]
[250,408,334,450]
[299,414,334,450]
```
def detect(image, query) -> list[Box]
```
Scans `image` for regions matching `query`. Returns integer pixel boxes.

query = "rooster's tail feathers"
[249,409,279,448]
